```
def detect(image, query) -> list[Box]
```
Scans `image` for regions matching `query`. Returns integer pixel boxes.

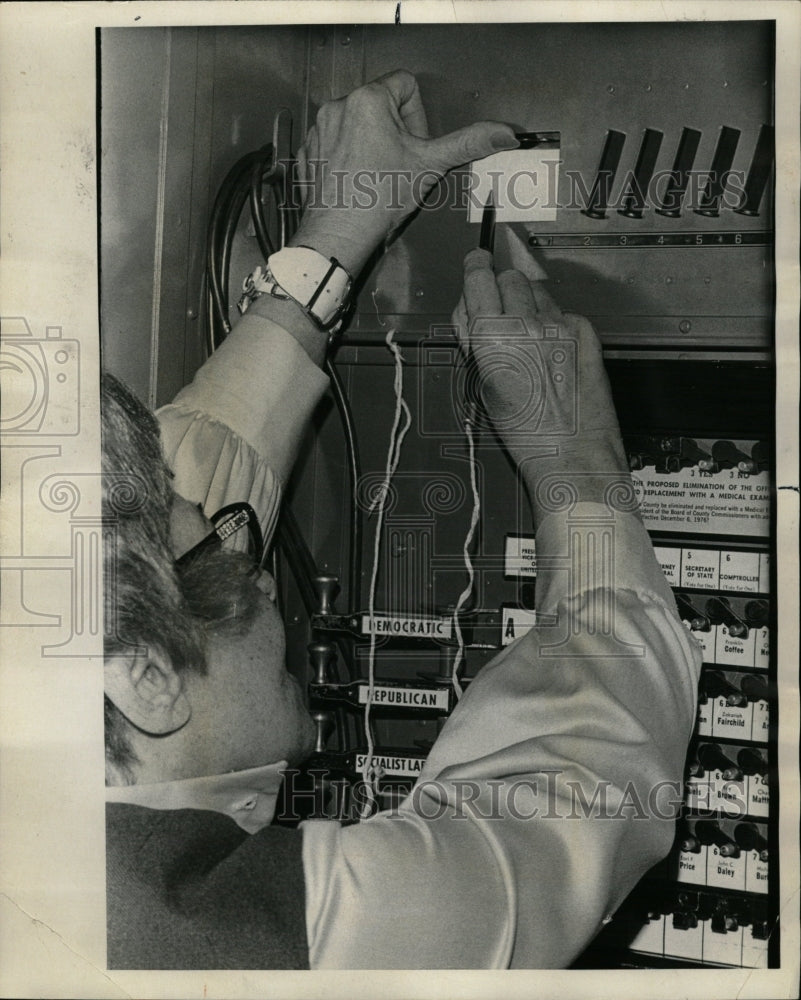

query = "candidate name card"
[469,143,560,223]
[504,535,537,578]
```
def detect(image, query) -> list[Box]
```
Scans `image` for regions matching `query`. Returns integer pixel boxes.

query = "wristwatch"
[237,246,353,331]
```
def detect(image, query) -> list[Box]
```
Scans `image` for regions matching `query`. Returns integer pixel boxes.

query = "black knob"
[750,440,771,470]
[315,574,340,615]
[618,129,664,219]
[678,824,702,854]
[695,126,740,217]
[702,670,745,705]
[312,710,335,753]
[705,597,748,637]
[740,674,774,703]
[744,600,769,627]
[582,129,627,220]
[308,641,336,684]
[734,124,774,218]
[697,743,742,781]
[734,822,768,859]
[711,440,756,474]
[656,127,702,218]
[679,437,714,468]
[672,911,699,931]
[677,595,710,632]
[737,747,767,776]
[694,819,741,857]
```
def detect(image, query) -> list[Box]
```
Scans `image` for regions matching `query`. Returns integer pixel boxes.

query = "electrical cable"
[325,357,363,608]
[203,122,366,788]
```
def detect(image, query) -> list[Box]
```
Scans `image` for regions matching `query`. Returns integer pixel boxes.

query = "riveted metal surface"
[328,21,774,347]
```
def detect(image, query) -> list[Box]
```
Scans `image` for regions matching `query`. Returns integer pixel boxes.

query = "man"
[104,71,702,969]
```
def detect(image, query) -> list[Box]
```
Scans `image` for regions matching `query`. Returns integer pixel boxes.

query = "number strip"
[528,232,769,249]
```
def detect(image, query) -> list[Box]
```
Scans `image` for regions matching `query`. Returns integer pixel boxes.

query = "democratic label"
[712,698,753,740]
[500,606,538,646]
[715,625,756,667]
[504,535,537,578]
[707,845,746,891]
[357,684,450,710]
[361,615,453,639]
[355,753,426,777]
[631,464,769,537]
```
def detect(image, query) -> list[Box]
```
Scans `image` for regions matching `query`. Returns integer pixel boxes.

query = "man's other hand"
[290,70,518,275]
[451,248,633,522]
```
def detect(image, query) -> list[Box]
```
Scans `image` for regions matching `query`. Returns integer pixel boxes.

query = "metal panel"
[100,25,311,405]
[305,21,775,347]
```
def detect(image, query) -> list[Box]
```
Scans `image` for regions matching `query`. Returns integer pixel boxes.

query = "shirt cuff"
[162,314,330,486]
[534,502,677,616]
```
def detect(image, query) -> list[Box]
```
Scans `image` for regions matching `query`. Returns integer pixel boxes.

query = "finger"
[528,281,564,324]
[497,225,549,281]
[497,270,539,329]
[451,295,470,358]
[372,69,429,137]
[295,144,309,207]
[462,248,502,319]
[423,121,519,174]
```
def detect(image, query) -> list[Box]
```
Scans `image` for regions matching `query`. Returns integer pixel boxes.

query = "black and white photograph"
[1,2,799,998]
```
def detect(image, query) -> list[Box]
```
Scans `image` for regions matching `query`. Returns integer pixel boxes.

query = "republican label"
[357,684,450,710]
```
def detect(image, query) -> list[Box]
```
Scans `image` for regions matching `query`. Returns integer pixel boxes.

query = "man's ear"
[104,651,191,735]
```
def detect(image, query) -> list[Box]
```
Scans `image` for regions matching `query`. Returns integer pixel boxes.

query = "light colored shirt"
[116,307,702,969]
[106,761,286,836]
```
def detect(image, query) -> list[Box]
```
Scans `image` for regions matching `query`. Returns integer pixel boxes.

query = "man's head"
[101,373,315,786]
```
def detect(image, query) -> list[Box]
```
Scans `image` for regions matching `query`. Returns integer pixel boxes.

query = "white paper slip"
[469,145,561,223]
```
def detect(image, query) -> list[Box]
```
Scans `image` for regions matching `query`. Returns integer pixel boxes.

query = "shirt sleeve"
[301,502,703,968]
[155,314,329,545]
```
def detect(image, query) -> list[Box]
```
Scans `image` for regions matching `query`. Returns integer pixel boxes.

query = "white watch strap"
[268,246,351,327]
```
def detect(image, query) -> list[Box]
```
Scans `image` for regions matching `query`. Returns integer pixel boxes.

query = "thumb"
[423,121,519,174]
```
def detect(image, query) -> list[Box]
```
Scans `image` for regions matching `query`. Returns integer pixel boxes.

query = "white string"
[450,416,481,699]
[361,328,412,817]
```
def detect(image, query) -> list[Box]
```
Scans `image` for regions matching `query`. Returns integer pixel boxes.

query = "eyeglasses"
[174,502,264,570]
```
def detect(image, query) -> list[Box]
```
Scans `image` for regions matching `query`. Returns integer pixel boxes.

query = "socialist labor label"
[361,614,453,639]
[355,753,426,778]
[631,466,769,537]
[357,684,450,711]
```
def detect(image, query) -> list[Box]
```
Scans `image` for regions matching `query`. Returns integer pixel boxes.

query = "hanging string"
[450,412,481,699]
[360,327,412,817]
